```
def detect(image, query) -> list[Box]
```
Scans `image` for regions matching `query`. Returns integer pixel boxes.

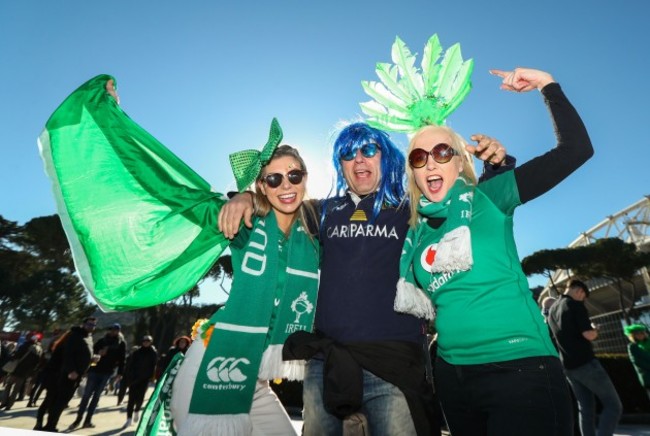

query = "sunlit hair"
[405,125,477,228]
[254,144,319,237]
[328,122,406,222]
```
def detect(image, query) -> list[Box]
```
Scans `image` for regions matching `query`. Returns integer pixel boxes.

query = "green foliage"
[571,238,650,281]
[0,214,96,331]
[523,238,649,282]
[206,255,233,280]
[130,302,223,350]
[522,237,650,313]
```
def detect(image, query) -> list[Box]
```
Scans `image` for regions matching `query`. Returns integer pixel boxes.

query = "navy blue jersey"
[315,193,425,344]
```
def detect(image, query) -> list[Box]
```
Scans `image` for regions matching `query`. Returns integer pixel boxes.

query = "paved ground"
[1,389,649,435]
[0,388,303,435]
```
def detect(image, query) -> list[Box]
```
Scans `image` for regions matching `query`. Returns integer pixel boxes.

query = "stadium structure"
[537,195,650,352]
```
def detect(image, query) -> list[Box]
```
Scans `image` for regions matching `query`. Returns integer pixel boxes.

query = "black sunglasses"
[408,143,458,168]
[262,169,306,188]
[340,143,380,161]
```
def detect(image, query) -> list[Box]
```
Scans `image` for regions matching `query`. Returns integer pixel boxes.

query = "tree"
[521,247,577,297]
[0,215,35,330]
[0,214,96,332]
[571,238,650,322]
[0,245,34,330]
[18,215,75,270]
[205,255,233,294]
[11,268,94,331]
[523,238,650,320]
[129,254,233,349]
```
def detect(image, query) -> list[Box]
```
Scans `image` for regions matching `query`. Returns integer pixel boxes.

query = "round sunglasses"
[340,143,380,161]
[261,169,306,188]
[408,143,458,168]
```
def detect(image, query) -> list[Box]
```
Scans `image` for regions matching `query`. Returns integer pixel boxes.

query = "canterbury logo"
[206,357,250,383]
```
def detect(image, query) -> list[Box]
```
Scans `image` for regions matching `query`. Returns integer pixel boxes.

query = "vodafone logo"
[206,357,250,383]
[420,243,438,272]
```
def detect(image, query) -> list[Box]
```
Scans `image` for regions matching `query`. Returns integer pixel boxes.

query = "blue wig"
[329,122,406,222]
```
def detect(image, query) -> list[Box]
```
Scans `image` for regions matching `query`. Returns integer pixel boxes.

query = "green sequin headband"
[229,118,283,192]
[360,34,474,134]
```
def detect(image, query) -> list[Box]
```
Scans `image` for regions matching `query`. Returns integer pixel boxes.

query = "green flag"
[38,75,230,311]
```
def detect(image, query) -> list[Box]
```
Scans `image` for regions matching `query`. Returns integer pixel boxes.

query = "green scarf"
[639,339,650,353]
[136,352,184,436]
[395,177,474,319]
[179,211,319,434]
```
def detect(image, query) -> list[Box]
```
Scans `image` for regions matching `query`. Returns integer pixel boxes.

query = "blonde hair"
[253,145,319,237]
[405,125,477,228]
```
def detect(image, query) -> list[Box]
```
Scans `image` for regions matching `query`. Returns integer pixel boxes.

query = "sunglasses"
[262,169,306,188]
[340,143,380,161]
[408,143,458,168]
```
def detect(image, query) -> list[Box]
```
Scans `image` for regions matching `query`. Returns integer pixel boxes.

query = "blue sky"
[1,1,648,305]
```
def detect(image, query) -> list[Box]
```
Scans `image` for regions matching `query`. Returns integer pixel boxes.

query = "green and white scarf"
[395,177,474,320]
[179,211,319,434]
[136,352,184,436]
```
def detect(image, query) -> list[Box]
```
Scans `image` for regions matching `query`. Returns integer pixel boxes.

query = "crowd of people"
[0,319,193,433]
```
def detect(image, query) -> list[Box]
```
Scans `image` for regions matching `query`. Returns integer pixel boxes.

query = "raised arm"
[491,67,594,203]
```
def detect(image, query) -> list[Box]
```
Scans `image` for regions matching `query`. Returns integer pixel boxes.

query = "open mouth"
[354,169,371,179]
[278,193,297,203]
[427,175,443,192]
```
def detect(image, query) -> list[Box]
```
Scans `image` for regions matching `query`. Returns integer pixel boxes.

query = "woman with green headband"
[37,76,319,434]
[397,67,593,435]
[170,136,320,435]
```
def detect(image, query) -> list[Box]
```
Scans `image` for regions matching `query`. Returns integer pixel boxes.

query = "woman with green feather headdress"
[38,76,320,435]
[357,32,594,436]
[363,40,594,435]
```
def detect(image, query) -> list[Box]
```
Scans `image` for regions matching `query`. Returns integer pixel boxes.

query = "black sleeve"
[573,301,594,333]
[93,338,104,354]
[514,83,594,204]
[117,341,127,375]
[478,154,517,183]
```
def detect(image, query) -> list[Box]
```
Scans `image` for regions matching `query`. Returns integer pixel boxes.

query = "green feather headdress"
[360,34,474,134]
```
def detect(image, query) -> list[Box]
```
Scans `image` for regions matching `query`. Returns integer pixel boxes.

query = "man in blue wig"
[219,122,511,436]
[220,123,509,435]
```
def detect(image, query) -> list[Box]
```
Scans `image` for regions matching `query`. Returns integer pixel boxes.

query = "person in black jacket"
[0,335,43,410]
[34,331,69,429]
[69,323,127,429]
[548,280,623,436]
[158,335,191,374]
[123,335,157,427]
[38,317,96,432]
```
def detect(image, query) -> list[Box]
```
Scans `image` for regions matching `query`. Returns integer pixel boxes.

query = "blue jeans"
[565,359,622,436]
[435,356,573,436]
[77,372,111,422]
[303,358,416,436]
